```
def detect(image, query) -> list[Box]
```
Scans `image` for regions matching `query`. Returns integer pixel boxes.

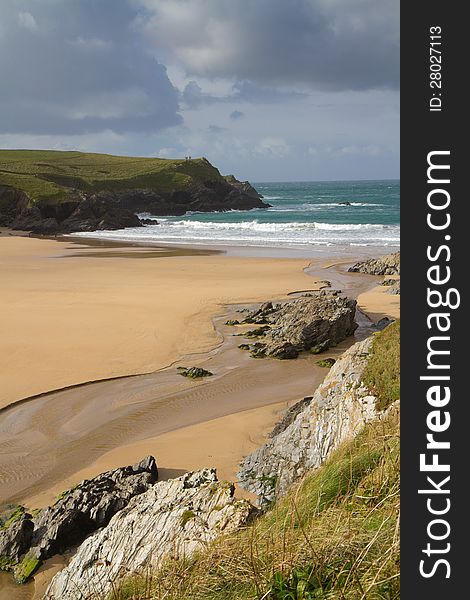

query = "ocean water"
[75,180,400,249]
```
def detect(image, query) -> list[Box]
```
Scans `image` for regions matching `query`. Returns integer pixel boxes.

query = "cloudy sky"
[0,0,399,181]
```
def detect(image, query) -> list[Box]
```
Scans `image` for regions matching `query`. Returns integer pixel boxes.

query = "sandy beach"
[0,235,316,408]
[0,234,399,600]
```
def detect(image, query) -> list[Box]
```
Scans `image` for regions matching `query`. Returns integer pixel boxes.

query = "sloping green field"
[0,150,223,204]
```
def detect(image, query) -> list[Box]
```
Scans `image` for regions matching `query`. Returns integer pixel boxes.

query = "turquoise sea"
[76,180,400,249]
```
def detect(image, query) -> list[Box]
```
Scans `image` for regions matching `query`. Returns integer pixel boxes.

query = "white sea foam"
[73,218,400,248]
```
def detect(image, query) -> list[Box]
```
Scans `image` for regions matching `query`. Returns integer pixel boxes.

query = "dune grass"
[0,150,222,204]
[105,406,400,600]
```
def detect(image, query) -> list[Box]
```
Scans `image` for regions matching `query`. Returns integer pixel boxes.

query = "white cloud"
[255,137,290,158]
[17,11,37,31]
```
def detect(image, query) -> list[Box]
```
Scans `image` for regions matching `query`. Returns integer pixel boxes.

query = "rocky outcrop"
[238,294,357,359]
[1,169,269,234]
[44,469,256,600]
[223,175,264,199]
[348,252,400,275]
[177,366,213,379]
[238,337,378,506]
[383,278,400,295]
[0,457,158,582]
[0,185,29,227]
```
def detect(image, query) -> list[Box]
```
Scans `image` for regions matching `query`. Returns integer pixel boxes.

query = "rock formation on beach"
[0,151,269,234]
[237,337,380,506]
[383,278,400,295]
[348,251,400,275]
[0,457,158,583]
[44,469,256,599]
[237,293,358,359]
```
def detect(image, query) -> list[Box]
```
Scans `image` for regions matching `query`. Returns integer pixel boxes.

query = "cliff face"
[0,152,269,234]
[237,337,379,506]
[44,470,256,599]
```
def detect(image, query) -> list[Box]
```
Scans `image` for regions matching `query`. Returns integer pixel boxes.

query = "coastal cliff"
[0,150,269,234]
[237,336,380,506]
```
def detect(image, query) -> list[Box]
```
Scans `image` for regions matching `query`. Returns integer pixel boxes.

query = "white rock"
[44,469,255,599]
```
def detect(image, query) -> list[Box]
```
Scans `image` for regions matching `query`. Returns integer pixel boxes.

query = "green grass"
[106,407,400,600]
[363,321,400,411]
[0,149,223,205]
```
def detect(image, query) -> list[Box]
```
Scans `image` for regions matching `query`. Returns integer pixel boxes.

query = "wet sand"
[357,279,400,321]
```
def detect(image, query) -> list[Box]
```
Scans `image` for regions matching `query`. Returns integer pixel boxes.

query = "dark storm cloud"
[138,0,399,91]
[0,0,182,135]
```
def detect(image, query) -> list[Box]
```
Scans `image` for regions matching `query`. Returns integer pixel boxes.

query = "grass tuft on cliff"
[363,320,400,411]
[0,149,223,205]
[106,407,400,600]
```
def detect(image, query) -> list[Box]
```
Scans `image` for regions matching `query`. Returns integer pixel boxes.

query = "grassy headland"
[0,149,267,232]
[0,150,223,206]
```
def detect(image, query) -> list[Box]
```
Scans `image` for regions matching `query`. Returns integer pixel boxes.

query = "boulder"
[348,252,400,275]
[44,470,256,599]
[0,457,158,582]
[238,295,357,359]
[177,366,213,379]
[0,511,34,566]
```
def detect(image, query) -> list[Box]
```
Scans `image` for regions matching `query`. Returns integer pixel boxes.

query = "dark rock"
[310,341,330,354]
[243,302,274,324]
[269,397,313,438]
[140,218,159,225]
[59,194,142,232]
[375,317,395,331]
[0,185,29,227]
[269,343,299,360]
[348,252,400,276]
[177,366,213,379]
[0,456,158,582]
[244,325,271,338]
[315,358,336,368]
[240,296,357,359]
[0,512,34,565]
[1,169,270,234]
[225,319,240,326]
[222,175,265,200]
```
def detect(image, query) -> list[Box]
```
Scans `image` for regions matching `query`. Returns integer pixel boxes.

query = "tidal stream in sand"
[0,260,378,508]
